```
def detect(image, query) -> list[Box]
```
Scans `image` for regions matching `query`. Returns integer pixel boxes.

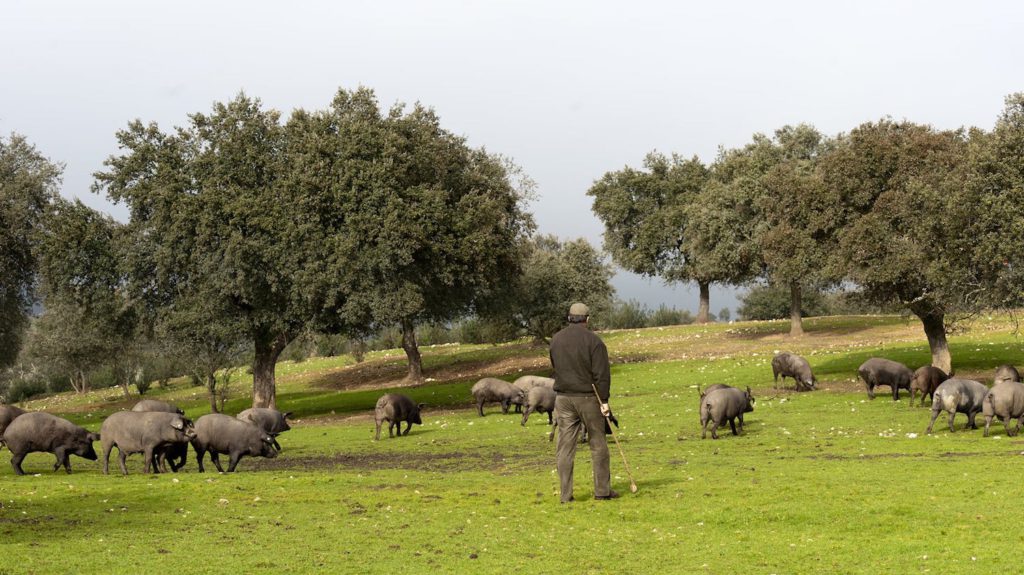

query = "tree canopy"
[0,134,62,368]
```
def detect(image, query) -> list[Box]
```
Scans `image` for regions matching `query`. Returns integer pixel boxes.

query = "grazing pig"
[858,358,914,400]
[771,353,817,391]
[131,399,184,415]
[909,366,948,407]
[2,412,99,475]
[511,376,555,412]
[926,378,990,433]
[471,378,524,416]
[701,387,755,440]
[994,364,1021,385]
[191,414,277,472]
[0,405,27,436]
[100,411,195,475]
[237,408,292,451]
[374,394,423,440]
[521,386,556,426]
[983,381,1024,436]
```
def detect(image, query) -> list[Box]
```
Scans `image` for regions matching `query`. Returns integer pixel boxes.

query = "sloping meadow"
[3,316,1024,573]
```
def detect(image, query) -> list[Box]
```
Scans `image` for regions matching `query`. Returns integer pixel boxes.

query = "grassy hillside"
[3,315,1024,573]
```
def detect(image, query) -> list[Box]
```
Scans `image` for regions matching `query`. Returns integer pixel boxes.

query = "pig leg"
[195,447,206,473]
[710,417,720,440]
[477,399,485,417]
[967,410,979,430]
[892,384,899,401]
[985,414,993,437]
[501,399,511,415]
[227,452,242,472]
[947,411,957,433]
[547,411,553,425]
[143,448,155,474]
[1004,416,1014,437]
[374,418,383,441]
[910,389,917,407]
[10,452,26,476]
[403,421,411,436]
[209,452,226,473]
[925,408,942,434]
[118,449,129,475]
[867,383,875,400]
[52,447,64,472]
[102,441,114,475]
[728,418,738,436]
[521,405,532,426]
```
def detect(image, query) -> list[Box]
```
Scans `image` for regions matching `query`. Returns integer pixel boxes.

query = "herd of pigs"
[3,352,1023,475]
[0,401,289,475]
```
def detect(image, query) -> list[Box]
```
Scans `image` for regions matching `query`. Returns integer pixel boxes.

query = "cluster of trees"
[0,88,614,407]
[590,94,1024,373]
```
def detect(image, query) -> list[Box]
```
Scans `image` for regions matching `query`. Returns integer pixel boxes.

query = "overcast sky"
[3,0,1023,314]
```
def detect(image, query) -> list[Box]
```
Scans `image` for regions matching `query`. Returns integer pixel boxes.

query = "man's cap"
[568,302,590,316]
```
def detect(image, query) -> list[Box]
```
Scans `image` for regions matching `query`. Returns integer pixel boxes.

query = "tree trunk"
[912,307,952,374]
[206,373,219,414]
[789,282,804,337]
[252,330,290,409]
[696,281,711,324]
[401,318,423,383]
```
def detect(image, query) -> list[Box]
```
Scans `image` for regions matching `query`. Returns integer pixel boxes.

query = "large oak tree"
[0,134,62,367]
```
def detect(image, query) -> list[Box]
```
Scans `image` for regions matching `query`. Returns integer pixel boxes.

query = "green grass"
[4,315,1024,573]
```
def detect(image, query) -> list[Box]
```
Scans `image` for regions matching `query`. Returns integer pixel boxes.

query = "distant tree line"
[590,94,1024,373]
[0,89,614,406]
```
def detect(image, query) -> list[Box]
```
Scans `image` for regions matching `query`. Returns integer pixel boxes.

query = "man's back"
[550,323,610,400]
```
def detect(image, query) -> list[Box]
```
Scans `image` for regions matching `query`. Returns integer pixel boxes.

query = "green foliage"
[648,304,693,327]
[489,235,614,341]
[601,299,650,329]
[738,284,830,320]
[718,307,731,322]
[0,134,62,368]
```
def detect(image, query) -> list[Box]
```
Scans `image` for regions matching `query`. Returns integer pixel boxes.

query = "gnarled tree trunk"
[206,372,220,413]
[252,330,290,409]
[696,281,711,324]
[401,318,423,383]
[789,282,804,337]
[910,304,952,374]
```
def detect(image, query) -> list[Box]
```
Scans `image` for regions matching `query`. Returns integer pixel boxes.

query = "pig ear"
[88,432,101,442]
[170,419,185,431]
[283,412,293,420]
[262,436,275,444]
[417,403,425,410]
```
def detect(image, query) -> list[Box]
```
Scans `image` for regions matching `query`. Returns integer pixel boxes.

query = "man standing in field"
[550,302,618,502]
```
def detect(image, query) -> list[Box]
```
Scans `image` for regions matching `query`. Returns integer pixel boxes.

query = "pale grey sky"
[3,0,1023,314]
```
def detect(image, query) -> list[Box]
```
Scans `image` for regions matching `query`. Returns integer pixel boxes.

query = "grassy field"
[3,315,1024,573]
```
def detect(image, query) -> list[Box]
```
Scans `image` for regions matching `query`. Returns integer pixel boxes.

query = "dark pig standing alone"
[926,378,990,433]
[771,353,817,391]
[909,366,949,407]
[1,412,99,475]
[983,381,1024,436]
[701,387,755,440]
[858,358,914,400]
[374,394,423,440]
[191,414,277,473]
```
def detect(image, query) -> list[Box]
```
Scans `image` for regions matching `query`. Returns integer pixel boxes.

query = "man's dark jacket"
[549,323,611,401]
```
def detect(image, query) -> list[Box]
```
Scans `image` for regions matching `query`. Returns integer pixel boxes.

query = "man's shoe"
[594,490,620,500]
